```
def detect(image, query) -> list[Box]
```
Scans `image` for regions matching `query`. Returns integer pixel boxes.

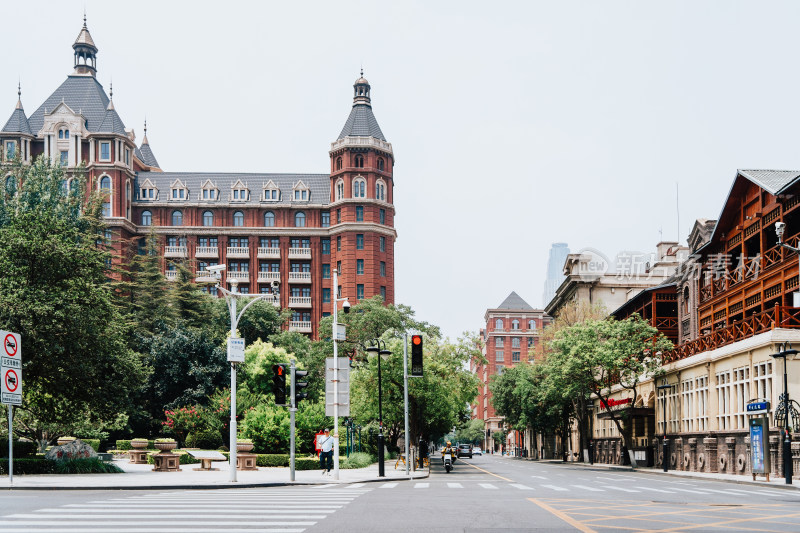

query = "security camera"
[271,280,280,289]
[342,300,351,314]
[206,264,226,273]
[776,222,787,241]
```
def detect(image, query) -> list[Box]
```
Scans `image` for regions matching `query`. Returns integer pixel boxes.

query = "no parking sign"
[1,331,21,405]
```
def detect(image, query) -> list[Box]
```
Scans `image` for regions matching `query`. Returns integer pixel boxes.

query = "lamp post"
[330,267,350,480]
[770,343,798,484]
[209,265,274,482]
[586,403,594,465]
[366,339,392,477]
[657,381,672,473]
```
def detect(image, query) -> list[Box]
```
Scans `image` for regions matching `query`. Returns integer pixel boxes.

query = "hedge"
[76,439,100,452]
[0,440,38,458]
[0,457,122,475]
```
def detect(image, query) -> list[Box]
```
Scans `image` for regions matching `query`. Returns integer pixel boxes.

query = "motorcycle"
[443,449,455,473]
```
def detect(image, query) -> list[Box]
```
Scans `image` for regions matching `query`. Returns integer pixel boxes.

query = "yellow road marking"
[644,509,800,532]
[528,498,597,533]
[465,462,514,482]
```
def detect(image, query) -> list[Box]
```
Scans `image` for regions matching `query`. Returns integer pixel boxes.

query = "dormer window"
[170,179,188,201]
[231,180,249,202]
[58,128,69,139]
[172,188,186,199]
[292,181,310,202]
[353,177,366,198]
[202,188,216,200]
[263,180,280,201]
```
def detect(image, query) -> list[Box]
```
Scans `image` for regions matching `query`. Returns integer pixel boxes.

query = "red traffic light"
[412,335,422,345]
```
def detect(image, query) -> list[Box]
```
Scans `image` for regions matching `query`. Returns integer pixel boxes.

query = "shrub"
[185,430,223,450]
[0,440,38,458]
[53,458,123,474]
[341,452,374,469]
[77,439,101,452]
[256,454,289,467]
[296,457,321,470]
[0,458,55,474]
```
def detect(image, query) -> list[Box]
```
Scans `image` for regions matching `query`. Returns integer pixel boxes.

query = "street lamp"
[775,222,800,307]
[586,403,594,465]
[330,267,349,480]
[770,343,798,484]
[366,338,392,477]
[657,380,672,473]
[208,264,275,482]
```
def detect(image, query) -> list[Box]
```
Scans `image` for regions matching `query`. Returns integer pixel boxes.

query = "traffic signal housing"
[411,334,423,377]
[293,368,309,407]
[272,364,287,405]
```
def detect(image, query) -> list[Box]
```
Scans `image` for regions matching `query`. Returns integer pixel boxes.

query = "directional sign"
[325,357,350,416]
[334,323,346,342]
[227,337,245,363]
[747,401,770,415]
[0,331,21,405]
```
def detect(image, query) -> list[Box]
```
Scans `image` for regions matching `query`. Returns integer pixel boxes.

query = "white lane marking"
[600,485,639,493]
[701,488,746,495]
[311,484,339,489]
[0,530,303,533]
[530,475,548,479]
[541,484,568,492]
[346,483,367,489]
[447,483,463,488]
[6,513,327,520]
[510,484,534,490]
[571,484,605,492]
[635,486,675,494]
[0,521,315,527]
[414,483,429,489]
[479,483,499,489]
[34,509,334,514]
[379,482,398,489]
[669,487,711,494]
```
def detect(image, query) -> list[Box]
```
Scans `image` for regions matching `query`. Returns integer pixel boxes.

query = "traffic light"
[272,364,287,405]
[411,334,423,377]
[293,368,309,406]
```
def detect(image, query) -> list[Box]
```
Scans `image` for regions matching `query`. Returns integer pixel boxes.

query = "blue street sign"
[747,401,770,414]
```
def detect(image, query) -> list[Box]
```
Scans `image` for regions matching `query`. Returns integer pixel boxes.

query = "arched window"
[528,319,536,330]
[203,211,214,226]
[377,158,384,171]
[141,210,152,226]
[353,178,366,198]
[264,211,275,227]
[336,157,342,170]
[336,179,344,201]
[354,154,364,168]
[295,211,306,227]
[375,180,385,201]
[126,182,131,219]
[512,319,520,330]
[233,211,244,227]
[100,176,111,217]
[495,319,503,330]
[172,210,183,226]
[100,176,111,191]
[5,176,14,193]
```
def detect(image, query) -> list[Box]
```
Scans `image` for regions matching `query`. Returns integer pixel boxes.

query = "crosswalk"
[0,487,369,532]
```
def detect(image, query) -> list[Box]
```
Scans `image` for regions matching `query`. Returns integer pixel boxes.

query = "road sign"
[325,357,350,416]
[227,337,245,363]
[747,401,770,415]
[334,323,346,341]
[1,331,21,405]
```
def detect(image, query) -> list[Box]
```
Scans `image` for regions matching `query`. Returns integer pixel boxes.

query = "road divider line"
[570,485,604,492]
[465,462,514,481]
[528,498,596,533]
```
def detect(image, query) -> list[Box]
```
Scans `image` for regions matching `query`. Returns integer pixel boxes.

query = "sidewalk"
[0,458,428,491]
[538,458,800,490]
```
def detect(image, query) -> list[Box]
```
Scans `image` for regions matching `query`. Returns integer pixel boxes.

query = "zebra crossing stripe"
[601,486,639,493]
[669,487,711,494]
[447,483,463,488]
[541,484,568,491]
[510,484,534,490]
[0,530,303,533]
[346,483,367,489]
[570,484,604,492]
[635,486,675,494]
[414,483,429,489]
[479,483,499,489]
[380,482,398,489]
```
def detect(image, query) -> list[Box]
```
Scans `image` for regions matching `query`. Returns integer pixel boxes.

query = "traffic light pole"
[403,333,410,476]
[332,269,340,480]
[290,359,296,482]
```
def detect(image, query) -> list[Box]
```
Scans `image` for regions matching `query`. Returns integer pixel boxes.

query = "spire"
[2,83,32,136]
[143,118,149,144]
[15,82,21,110]
[107,81,114,110]
[336,72,386,141]
[73,14,98,77]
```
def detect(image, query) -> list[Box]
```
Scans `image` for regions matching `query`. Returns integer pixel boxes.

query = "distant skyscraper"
[542,243,570,308]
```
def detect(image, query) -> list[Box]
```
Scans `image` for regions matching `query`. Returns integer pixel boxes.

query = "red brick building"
[473,292,550,453]
[0,20,396,339]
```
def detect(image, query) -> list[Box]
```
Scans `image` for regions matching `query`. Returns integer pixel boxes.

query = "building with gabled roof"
[0,19,396,340]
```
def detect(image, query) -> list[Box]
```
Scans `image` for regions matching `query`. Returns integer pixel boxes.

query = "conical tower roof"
[2,85,33,136]
[337,72,386,141]
[496,291,534,311]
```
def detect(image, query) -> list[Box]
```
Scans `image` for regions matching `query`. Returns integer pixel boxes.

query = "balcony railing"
[196,246,218,258]
[289,320,312,333]
[195,271,216,283]
[288,272,312,283]
[227,246,250,258]
[662,305,800,364]
[289,296,312,308]
[227,271,249,281]
[257,247,280,259]
[258,271,280,282]
[165,270,178,281]
[288,247,311,259]
[164,246,187,258]
[260,294,280,306]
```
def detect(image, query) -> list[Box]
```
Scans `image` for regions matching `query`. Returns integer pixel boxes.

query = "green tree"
[455,418,485,444]
[169,260,210,328]
[0,156,147,448]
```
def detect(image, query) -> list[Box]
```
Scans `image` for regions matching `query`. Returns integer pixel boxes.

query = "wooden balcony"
[289,296,312,308]
[258,271,280,282]
[289,320,312,333]
[227,246,250,259]
[257,247,280,259]
[164,246,187,258]
[195,246,218,258]
[662,305,800,364]
[288,272,312,284]
[288,247,311,259]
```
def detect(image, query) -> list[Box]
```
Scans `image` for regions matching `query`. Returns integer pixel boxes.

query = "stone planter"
[130,439,149,450]
[236,442,254,453]
[154,441,177,453]
[57,437,76,446]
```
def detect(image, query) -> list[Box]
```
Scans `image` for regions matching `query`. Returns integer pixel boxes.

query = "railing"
[195,246,218,258]
[288,247,311,259]
[662,305,800,364]
[330,136,393,155]
[257,247,280,259]
[195,271,216,282]
[227,271,249,281]
[261,295,280,306]
[226,246,250,258]
[289,321,312,333]
[289,296,312,307]
[257,271,280,282]
[288,272,312,283]
[164,246,187,258]
[165,270,178,281]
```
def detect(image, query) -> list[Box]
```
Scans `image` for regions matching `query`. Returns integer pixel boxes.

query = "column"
[89,139,94,163]
[703,437,718,473]
[76,134,82,165]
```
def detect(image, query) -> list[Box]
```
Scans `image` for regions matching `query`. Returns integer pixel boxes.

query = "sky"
[4,1,800,340]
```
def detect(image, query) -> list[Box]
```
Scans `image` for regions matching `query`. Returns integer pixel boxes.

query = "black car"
[457,444,473,458]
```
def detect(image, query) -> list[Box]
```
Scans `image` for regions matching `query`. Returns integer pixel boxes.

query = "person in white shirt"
[317,428,334,475]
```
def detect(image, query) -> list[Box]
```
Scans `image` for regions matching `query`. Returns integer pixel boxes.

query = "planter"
[236,442,254,453]
[130,439,149,450]
[154,441,177,453]
[57,437,76,446]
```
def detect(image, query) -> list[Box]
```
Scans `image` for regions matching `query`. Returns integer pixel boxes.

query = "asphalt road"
[3,454,800,532]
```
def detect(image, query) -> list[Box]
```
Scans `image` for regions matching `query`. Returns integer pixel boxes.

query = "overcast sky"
[4,1,800,340]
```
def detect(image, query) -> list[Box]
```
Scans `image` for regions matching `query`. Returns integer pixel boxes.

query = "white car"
[473,447,483,456]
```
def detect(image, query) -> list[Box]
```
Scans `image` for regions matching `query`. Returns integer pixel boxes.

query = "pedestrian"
[317,428,334,475]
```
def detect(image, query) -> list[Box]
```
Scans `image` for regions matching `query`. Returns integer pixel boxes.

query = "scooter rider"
[442,440,454,465]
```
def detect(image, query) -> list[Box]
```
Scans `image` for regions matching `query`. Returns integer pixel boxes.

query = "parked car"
[473,446,483,456]
[457,443,473,458]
